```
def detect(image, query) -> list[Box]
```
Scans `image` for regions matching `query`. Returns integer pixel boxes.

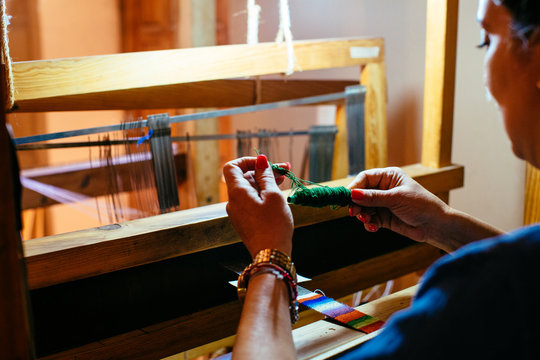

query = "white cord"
[247,0,261,45]
[275,0,296,75]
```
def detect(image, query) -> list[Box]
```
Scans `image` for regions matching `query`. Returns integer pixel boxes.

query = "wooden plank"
[0,67,34,358]
[421,0,459,168]
[39,249,425,360]
[361,62,388,169]
[11,75,357,113]
[21,153,187,210]
[191,0,220,208]
[524,163,540,225]
[295,286,418,359]
[306,243,439,300]
[39,301,242,360]
[11,38,384,111]
[23,163,463,289]
[331,104,349,179]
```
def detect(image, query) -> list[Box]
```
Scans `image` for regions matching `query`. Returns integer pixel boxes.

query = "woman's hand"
[348,167,450,247]
[348,167,503,252]
[223,155,294,258]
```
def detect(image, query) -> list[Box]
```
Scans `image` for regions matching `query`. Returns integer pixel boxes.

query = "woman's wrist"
[238,249,299,324]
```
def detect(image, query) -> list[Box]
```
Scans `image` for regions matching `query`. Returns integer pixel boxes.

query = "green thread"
[254,149,352,208]
[270,163,352,208]
[287,186,351,208]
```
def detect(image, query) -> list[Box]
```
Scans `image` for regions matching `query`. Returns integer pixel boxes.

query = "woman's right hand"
[348,167,451,248]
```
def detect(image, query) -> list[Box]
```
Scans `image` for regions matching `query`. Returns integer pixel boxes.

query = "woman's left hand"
[223,155,294,258]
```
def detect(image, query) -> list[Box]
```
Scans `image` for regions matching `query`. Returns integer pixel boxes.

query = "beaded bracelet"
[237,249,299,324]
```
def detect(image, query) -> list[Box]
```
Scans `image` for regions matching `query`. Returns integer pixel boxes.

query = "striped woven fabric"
[297,292,384,333]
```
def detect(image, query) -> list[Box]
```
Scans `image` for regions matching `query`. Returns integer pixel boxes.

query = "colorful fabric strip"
[297,292,384,334]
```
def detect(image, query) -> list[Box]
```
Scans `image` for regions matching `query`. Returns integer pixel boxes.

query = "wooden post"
[331,104,349,179]
[361,62,388,169]
[0,65,34,358]
[421,0,459,169]
[524,163,540,225]
[188,0,221,206]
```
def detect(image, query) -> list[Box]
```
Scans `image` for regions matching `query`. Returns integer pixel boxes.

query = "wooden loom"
[0,1,462,359]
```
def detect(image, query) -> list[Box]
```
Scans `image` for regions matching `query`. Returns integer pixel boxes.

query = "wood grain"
[331,104,349,179]
[361,62,388,169]
[12,79,358,112]
[0,69,34,358]
[421,0,458,168]
[23,164,462,290]
[524,163,540,225]
[12,38,383,112]
[306,244,439,300]
[39,253,424,360]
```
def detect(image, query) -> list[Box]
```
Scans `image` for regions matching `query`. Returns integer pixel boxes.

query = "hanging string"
[258,151,352,208]
[246,0,261,45]
[0,0,14,111]
[275,0,297,76]
[246,0,263,103]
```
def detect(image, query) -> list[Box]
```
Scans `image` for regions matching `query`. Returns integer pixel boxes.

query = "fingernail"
[367,224,377,232]
[349,207,354,217]
[256,154,269,170]
[351,189,364,201]
[357,214,367,223]
[285,162,291,169]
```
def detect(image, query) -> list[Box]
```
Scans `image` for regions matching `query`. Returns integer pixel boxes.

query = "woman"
[223,0,540,358]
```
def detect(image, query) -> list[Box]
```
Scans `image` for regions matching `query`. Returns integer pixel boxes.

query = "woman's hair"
[500,0,540,43]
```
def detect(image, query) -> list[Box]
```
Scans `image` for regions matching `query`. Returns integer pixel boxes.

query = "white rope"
[275,0,296,75]
[247,0,261,45]
[0,0,14,110]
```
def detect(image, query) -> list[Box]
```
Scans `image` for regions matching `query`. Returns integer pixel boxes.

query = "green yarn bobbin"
[287,186,352,208]
[270,163,352,208]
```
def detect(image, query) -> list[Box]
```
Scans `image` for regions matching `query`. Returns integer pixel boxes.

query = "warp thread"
[0,0,14,111]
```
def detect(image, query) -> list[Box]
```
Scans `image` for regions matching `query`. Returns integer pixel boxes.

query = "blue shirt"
[337,225,540,359]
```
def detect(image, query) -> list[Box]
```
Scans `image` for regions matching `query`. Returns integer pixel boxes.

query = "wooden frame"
[1,0,461,358]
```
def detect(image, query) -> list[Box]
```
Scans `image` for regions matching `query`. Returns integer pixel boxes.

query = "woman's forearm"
[427,207,505,253]
[232,273,296,360]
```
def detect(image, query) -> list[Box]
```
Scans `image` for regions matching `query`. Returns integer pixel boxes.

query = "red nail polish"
[367,224,377,232]
[256,154,269,170]
[351,189,364,201]
[349,207,354,217]
[358,214,367,223]
[285,162,291,169]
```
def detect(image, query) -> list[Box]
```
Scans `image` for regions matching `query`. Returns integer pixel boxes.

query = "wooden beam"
[306,243,439,300]
[12,79,358,112]
[11,38,384,112]
[21,154,186,210]
[361,62,388,169]
[421,0,459,168]
[23,163,463,290]
[331,104,349,179]
[524,163,540,225]
[21,153,187,210]
[0,67,34,358]
[39,250,425,360]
